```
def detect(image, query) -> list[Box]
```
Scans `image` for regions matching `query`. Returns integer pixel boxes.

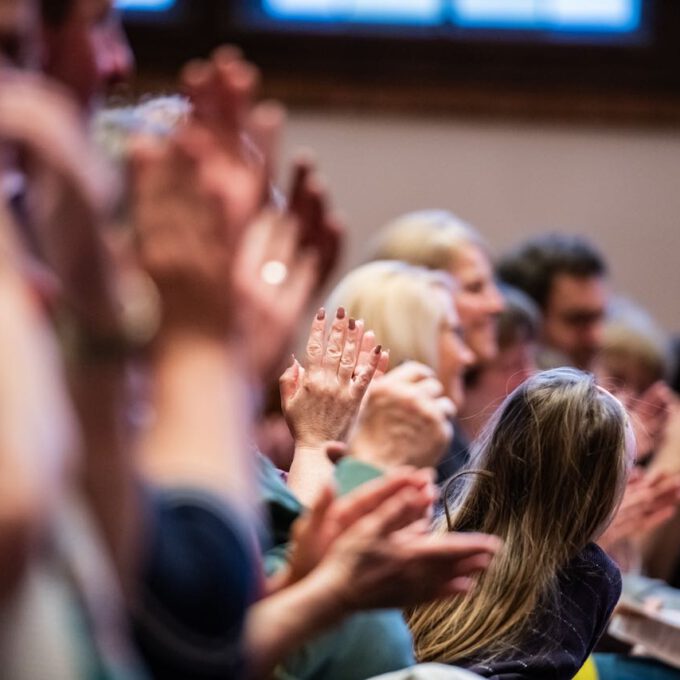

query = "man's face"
[42,0,133,111]
[542,273,608,370]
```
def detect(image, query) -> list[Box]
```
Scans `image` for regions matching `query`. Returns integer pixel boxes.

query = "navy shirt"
[132,489,258,680]
[462,543,621,680]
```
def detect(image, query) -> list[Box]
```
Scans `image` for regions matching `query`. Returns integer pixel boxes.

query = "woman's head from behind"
[373,210,503,365]
[471,367,631,549]
[409,367,632,663]
[325,260,474,408]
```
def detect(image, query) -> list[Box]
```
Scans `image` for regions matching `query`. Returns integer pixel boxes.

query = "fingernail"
[336,307,346,320]
[317,308,325,320]
[374,344,382,355]
[348,318,356,330]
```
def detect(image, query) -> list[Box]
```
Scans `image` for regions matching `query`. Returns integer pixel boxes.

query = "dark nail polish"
[374,344,382,355]
[348,318,356,330]
[337,307,346,320]
[317,308,325,321]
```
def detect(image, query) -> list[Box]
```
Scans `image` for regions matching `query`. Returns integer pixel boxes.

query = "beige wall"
[284,111,680,334]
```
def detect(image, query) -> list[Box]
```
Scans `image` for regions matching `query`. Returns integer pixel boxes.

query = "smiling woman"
[373,210,503,366]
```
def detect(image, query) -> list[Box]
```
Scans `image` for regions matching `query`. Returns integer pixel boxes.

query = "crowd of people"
[2,1,680,679]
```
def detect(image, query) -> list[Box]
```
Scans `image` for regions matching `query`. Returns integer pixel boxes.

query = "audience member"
[408,368,631,679]
[497,233,608,371]
[323,260,472,476]
[4,4,680,679]
[373,210,503,366]
[372,212,502,480]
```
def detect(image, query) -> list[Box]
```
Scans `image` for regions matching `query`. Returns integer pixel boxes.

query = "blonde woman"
[408,368,632,679]
[326,260,475,413]
[373,210,503,366]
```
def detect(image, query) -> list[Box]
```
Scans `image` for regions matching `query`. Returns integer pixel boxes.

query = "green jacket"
[257,455,415,680]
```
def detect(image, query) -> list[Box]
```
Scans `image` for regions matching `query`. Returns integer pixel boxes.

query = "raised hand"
[233,157,345,383]
[280,307,387,449]
[622,382,676,463]
[348,361,456,470]
[0,67,119,335]
[310,489,501,611]
[287,156,344,290]
[247,467,499,679]
[600,468,680,556]
[131,125,236,337]
[233,206,319,382]
[181,47,277,237]
[273,467,436,589]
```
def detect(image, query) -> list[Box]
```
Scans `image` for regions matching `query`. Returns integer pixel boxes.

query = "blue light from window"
[451,0,642,33]
[262,0,642,33]
[116,0,175,11]
[263,0,444,25]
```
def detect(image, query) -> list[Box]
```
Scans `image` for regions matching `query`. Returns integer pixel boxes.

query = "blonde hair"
[408,368,630,664]
[372,210,487,273]
[325,261,455,371]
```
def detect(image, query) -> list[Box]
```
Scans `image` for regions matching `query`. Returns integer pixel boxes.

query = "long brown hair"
[408,367,630,663]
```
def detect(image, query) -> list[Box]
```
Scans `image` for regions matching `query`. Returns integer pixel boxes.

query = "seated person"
[497,234,608,372]
[324,260,474,477]
[408,368,632,679]
[371,211,503,480]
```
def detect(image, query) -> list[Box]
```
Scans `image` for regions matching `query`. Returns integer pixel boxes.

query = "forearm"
[141,331,256,514]
[69,361,141,593]
[286,445,336,507]
[245,570,345,680]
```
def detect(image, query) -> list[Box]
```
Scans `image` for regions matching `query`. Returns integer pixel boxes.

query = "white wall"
[284,111,680,333]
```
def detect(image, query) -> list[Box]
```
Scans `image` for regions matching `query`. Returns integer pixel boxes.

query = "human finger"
[353,487,432,539]
[410,532,502,561]
[356,330,377,369]
[323,306,348,374]
[387,361,436,384]
[375,349,390,377]
[279,356,301,405]
[338,318,364,383]
[306,308,327,372]
[414,377,445,399]
[435,396,457,420]
[351,343,382,398]
[247,99,285,188]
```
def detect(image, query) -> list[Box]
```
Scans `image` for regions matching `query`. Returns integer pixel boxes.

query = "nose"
[484,281,505,315]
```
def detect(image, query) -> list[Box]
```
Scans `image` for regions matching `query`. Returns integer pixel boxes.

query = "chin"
[467,331,498,365]
[472,341,498,365]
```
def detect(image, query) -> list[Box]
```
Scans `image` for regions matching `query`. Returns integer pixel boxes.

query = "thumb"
[279,355,302,404]
[325,440,348,463]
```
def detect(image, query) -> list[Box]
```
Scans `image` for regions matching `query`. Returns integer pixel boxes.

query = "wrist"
[296,566,352,624]
[293,442,329,457]
[347,438,393,471]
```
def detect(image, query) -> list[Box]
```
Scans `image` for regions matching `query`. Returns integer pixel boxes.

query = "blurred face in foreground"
[41,0,133,111]
[0,0,39,66]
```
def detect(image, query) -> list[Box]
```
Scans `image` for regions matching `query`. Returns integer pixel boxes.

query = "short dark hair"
[496,285,541,351]
[40,0,74,26]
[496,234,607,310]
